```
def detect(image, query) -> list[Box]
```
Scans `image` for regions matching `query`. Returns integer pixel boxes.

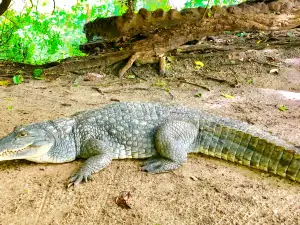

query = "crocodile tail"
[195,115,300,182]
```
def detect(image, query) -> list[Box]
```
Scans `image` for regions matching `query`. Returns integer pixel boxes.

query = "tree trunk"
[0,0,12,16]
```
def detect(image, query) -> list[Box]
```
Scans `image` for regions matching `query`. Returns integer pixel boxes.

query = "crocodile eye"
[17,131,28,137]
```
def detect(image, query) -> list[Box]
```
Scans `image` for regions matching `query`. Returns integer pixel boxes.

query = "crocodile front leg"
[69,138,114,187]
[142,120,198,173]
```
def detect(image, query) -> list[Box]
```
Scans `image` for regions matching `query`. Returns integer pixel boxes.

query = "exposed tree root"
[118,52,140,77]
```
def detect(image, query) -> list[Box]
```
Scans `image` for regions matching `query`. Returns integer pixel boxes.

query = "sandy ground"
[0,32,300,225]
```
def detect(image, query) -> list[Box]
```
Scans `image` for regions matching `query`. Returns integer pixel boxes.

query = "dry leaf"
[116,191,133,209]
[269,68,279,74]
[190,176,199,181]
[0,80,10,86]
[83,73,104,81]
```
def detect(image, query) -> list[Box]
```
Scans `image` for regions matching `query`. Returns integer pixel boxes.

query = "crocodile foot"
[141,157,182,173]
[68,169,93,188]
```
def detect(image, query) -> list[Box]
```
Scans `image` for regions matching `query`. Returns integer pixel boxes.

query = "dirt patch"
[0,31,300,225]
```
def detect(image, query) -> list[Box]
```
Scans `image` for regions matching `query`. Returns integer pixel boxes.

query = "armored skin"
[0,102,299,186]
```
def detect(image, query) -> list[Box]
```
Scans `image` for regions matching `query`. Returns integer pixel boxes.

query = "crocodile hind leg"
[68,138,114,187]
[142,120,198,173]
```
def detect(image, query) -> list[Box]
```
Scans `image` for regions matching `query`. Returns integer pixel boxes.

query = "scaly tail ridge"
[196,115,300,182]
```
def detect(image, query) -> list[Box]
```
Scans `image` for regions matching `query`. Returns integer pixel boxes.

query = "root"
[119,52,168,77]
[118,52,140,78]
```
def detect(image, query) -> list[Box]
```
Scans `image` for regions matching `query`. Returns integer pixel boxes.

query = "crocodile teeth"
[0,146,29,156]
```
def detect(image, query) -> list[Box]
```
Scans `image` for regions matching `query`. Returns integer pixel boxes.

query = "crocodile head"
[0,124,55,162]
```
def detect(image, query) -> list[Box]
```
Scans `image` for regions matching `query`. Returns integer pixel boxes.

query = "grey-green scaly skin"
[0,102,299,186]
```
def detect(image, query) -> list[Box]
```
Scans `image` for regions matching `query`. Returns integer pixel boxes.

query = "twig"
[201,74,227,84]
[110,98,120,102]
[69,71,83,75]
[29,0,34,8]
[91,87,104,95]
[179,79,210,91]
[176,44,229,53]
[251,59,280,67]
[52,0,56,14]
[201,0,213,21]
[91,86,150,94]
[0,74,12,78]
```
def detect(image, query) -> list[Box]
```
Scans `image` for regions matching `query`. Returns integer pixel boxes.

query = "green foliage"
[33,68,43,79]
[13,74,24,85]
[0,1,88,65]
[139,0,172,11]
[0,0,245,65]
[277,105,288,112]
[184,0,245,8]
[194,92,202,97]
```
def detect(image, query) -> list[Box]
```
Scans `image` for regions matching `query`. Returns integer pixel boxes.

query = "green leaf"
[166,56,176,62]
[165,63,171,70]
[13,75,24,85]
[7,105,13,111]
[152,80,166,88]
[287,31,294,37]
[236,32,247,38]
[194,61,204,67]
[194,92,202,97]
[277,105,288,111]
[33,68,44,80]
[247,78,254,84]
[73,78,79,87]
[221,93,234,99]
[126,74,135,79]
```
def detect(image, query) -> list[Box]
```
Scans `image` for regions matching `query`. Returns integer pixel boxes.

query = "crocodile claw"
[67,170,93,188]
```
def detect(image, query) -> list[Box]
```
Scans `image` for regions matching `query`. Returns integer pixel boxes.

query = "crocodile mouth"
[0,144,36,157]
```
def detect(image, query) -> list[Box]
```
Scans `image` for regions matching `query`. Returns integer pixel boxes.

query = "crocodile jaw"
[0,143,53,161]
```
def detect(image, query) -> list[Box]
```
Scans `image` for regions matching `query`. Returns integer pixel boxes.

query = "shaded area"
[44,0,300,78]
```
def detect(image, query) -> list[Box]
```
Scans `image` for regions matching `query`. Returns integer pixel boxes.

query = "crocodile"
[0,102,299,186]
